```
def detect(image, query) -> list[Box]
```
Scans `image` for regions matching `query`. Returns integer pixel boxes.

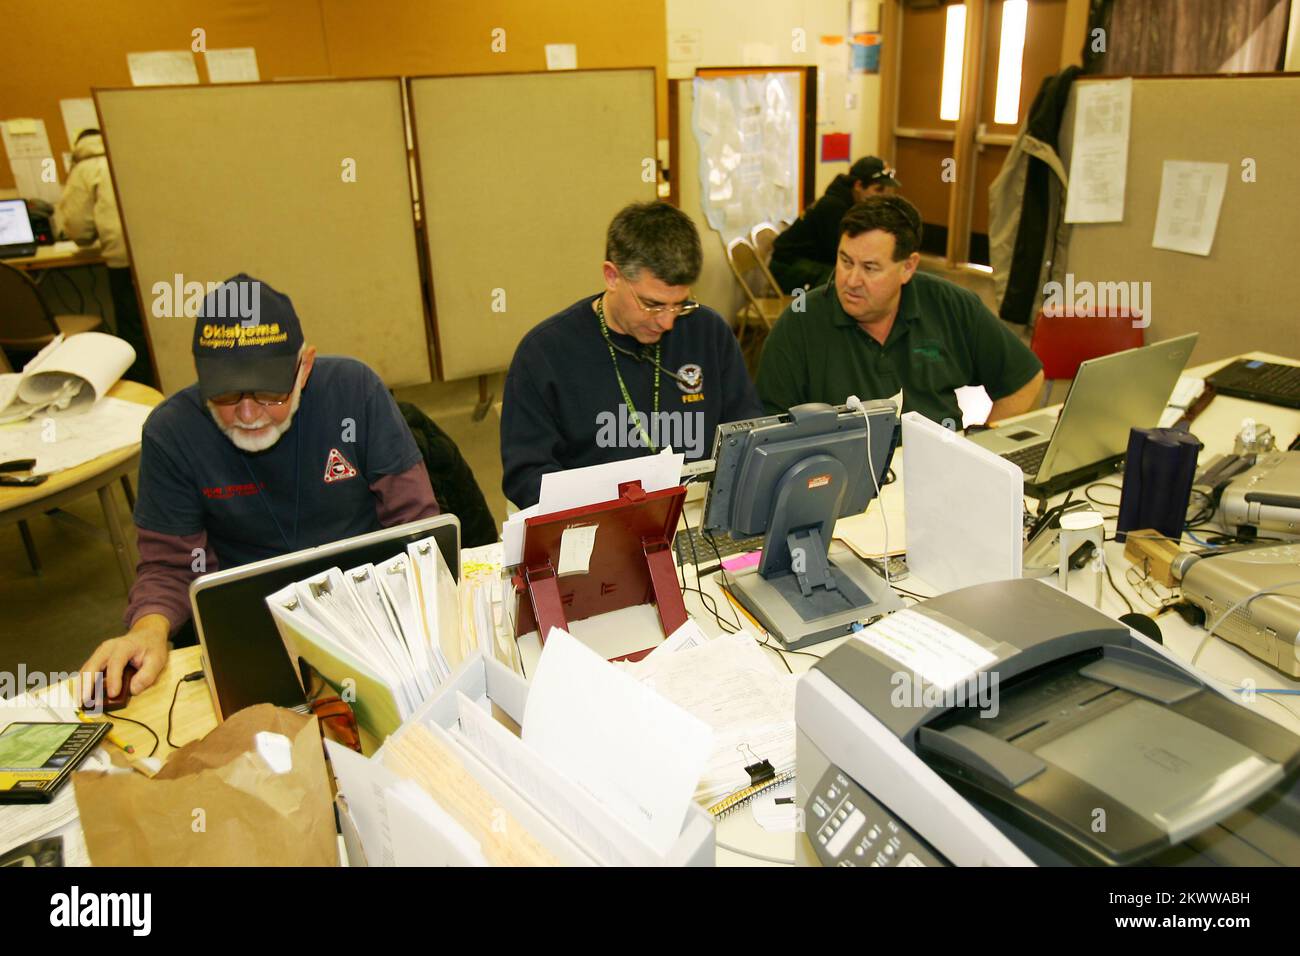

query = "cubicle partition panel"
[95,79,430,395]
[1064,74,1300,364]
[408,69,657,381]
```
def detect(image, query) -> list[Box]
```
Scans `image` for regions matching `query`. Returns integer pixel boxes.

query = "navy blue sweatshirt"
[501,294,762,508]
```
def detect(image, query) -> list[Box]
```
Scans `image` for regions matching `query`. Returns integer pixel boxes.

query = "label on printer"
[855,609,997,691]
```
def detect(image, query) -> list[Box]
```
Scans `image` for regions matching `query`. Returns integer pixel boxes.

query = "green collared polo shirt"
[756,271,1042,426]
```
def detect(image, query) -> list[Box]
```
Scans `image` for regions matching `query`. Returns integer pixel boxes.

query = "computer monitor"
[703,401,902,649]
[0,199,37,258]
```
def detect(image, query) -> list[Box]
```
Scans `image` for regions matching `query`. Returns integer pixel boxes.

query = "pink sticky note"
[721,549,763,572]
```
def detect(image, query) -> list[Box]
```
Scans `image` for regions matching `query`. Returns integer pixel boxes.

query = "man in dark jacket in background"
[769,156,899,293]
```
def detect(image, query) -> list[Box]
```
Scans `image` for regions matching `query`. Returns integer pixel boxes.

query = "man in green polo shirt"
[756,195,1044,427]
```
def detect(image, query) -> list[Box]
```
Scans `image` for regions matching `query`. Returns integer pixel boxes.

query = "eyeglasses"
[623,277,701,317]
[208,360,301,407]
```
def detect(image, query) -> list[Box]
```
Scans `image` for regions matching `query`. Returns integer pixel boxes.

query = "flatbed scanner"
[797,578,1300,866]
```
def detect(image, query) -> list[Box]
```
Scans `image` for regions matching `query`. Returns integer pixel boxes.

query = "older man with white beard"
[80,275,439,699]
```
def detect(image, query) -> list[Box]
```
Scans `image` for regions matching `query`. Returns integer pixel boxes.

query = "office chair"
[0,261,102,351]
[1030,310,1146,405]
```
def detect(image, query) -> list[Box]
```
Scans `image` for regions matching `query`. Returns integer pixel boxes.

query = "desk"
[677,350,1300,864]
[6,241,104,273]
[0,380,162,589]
[42,645,217,762]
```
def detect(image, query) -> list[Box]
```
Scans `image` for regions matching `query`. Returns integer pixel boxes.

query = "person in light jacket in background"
[54,128,154,385]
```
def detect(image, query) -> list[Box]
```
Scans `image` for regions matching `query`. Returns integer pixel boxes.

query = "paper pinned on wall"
[58,99,98,146]
[544,44,577,71]
[669,30,702,63]
[1,118,61,204]
[1151,160,1229,257]
[1063,78,1132,223]
[127,51,200,87]
[205,48,260,83]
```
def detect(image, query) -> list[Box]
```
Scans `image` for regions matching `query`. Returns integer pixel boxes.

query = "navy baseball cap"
[849,156,900,189]
[192,274,304,401]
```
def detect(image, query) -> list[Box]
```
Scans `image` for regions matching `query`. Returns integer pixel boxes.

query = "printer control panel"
[805,765,947,867]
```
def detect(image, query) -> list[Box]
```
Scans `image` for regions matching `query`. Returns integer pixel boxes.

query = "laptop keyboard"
[1208,360,1300,408]
[1003,443,1048,476]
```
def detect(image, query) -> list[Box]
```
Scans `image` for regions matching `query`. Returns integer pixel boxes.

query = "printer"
[796,578,1300,866]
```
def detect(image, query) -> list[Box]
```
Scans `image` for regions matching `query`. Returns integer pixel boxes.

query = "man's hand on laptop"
[79,614,171,706]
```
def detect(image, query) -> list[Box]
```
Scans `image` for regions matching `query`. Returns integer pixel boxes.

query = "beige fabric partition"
[1064,75,1300,365]
[96,79,429,395]
[409,70,657,381]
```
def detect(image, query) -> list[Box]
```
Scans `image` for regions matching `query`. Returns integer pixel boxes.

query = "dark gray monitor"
[703,402,902,648]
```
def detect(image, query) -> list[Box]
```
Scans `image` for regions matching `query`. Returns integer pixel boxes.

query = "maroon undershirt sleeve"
[370,460,440,526]
[125,463,436,634]
[124,528,216,634]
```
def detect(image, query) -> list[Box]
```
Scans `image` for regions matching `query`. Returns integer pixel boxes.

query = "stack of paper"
[522,628,714,856]
[265,535,462,743]
[329,629,713,865]
[459,541,515,670]
[619,629,797,806]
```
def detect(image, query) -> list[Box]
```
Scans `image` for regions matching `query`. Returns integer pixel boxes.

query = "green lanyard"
[595,295,660,452]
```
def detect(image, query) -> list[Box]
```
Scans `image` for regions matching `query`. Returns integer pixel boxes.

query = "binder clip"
[738,744,775,787]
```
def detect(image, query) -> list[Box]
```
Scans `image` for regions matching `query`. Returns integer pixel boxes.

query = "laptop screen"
[0,199,35,246]
[190,515,461,721]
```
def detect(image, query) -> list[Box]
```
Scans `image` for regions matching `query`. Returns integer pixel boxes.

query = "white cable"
[847,396,889,584]
[1190,578,1300,667]
[715,839,795,866]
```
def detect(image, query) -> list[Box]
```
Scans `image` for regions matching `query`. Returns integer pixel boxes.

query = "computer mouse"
[104,665,138,712]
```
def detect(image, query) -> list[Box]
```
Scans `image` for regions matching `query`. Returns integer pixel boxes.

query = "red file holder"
[510,480,688,662]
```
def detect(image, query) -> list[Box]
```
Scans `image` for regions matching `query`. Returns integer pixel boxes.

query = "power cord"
[107,712,160,758]
[846,395,889,585]
[1191,580,1300,668]
[166,670,206,749]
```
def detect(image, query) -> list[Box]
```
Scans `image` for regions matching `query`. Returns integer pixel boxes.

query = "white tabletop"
[510,351,1300,866]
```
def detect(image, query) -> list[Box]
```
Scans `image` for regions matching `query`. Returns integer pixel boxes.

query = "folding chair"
[725,237,792,372]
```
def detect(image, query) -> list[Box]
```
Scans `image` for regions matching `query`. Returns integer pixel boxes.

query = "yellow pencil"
[77,710,135,755]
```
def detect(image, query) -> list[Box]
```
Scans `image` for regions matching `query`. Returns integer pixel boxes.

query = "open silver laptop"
[189,514,460,722]
[967,333,1198,497]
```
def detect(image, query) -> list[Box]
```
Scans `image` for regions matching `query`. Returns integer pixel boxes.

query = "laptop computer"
[190,514,461,722]
[0,199,38,259]
[967,333,1198,498]
[1206,358,1300,410]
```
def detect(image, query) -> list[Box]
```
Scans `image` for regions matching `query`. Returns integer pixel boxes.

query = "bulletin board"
[1064,74,1300,364]
[409,69,657,381]
[690,65,816,237]
[96,78,429,395]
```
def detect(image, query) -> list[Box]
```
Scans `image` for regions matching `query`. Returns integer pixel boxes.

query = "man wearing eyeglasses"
[79,274,439,700]
[501,202,762,509]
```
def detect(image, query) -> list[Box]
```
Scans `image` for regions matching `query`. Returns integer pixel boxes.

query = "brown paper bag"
[73,704,337,866]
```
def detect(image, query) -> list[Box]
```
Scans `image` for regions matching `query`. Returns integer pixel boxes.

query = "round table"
[0,380,163,591]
